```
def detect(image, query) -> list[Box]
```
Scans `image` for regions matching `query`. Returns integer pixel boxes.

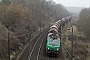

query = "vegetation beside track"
[62,18,90,60]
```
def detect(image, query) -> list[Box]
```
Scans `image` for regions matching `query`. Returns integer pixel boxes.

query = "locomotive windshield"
[49,40,59,46]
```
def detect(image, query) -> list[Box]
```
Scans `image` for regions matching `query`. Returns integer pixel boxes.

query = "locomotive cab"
[46,33,61,55]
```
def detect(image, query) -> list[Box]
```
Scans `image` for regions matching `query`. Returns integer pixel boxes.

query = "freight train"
[46,16,72,55]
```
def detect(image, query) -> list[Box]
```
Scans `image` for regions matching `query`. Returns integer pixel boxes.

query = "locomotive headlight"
[48,48,49,50]
[56,48,59,50]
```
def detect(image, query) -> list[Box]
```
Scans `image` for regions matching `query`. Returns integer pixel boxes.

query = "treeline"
[78,7,90,39]
[0,0,71,60]
[0,0,72,32]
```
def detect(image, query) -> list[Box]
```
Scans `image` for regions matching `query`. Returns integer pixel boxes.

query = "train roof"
[50,25,58,29]
[47,33,60,40]
[49,28,58,33]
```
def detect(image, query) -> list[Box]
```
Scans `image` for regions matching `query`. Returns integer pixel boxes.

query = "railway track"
[28,28,49,60]
[28,28,67,60]
[62,42,73,60]
[27,28,65,60]
[38,34,65,60]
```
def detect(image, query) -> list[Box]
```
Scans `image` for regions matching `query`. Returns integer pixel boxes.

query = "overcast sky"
[53,0,90,7]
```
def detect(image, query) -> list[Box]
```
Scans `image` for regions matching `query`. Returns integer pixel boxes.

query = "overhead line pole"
[40,20,41,32]
[71,27,74,58]
[60,15,62,41]
[28,18,32,60]
[8,27,10,60]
